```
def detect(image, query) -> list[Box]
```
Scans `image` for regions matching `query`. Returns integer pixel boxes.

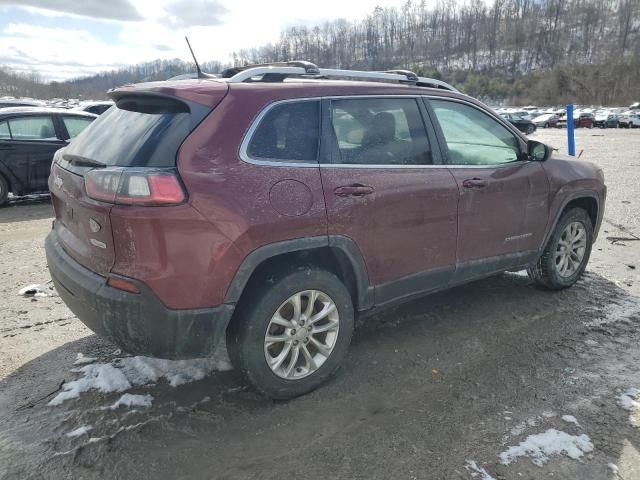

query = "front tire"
[227,267,354,399]
[526,124,536,135]
[528,208,593,290]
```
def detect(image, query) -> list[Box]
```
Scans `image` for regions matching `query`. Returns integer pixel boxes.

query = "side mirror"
[527,140,551,161]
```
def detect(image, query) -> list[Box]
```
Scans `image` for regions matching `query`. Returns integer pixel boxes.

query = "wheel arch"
[224,235,374,313]
[542,190,600,248]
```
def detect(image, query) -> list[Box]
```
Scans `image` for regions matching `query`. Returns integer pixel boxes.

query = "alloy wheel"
[555,221,587,277]
[264,290,340,380]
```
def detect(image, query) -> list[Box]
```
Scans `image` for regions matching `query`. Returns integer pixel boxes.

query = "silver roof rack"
[221,61,458,92]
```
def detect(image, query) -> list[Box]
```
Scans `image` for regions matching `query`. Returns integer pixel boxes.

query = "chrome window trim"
[240,94,446,168]
[443,160,529,169]
[319,163,447,170]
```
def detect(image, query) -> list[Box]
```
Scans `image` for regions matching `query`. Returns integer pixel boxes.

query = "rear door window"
[6,116,57,141]
[246,100,320,162]
[329,98,432,165]
[62,95,207,167]
[62,116,94,139]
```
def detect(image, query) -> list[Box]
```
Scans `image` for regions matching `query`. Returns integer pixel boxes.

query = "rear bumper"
[45,231,234,359]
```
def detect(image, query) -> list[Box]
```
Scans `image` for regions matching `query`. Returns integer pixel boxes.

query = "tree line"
[0,59,224,101]
[234,0,640,105]
[1,0,639,105]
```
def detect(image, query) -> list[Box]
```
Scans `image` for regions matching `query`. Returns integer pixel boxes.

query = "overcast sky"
[0,0,409,81]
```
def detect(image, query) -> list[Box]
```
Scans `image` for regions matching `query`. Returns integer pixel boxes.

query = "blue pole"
[566,104,575,156]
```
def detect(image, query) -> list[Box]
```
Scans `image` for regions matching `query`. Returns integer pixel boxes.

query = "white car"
[618,112,633,128]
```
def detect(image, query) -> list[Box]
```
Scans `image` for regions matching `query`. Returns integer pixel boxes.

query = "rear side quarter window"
[245,100,320,163]
[62,116,94,139]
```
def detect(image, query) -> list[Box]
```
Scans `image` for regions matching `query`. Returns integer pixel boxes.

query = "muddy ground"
[1,129,639,480]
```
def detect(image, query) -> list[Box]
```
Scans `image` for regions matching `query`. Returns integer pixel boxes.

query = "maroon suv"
[46,63,606,399]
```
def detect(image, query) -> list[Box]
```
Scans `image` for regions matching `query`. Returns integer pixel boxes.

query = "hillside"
[1,0,639,105]
[0,59,225,100]
[234,0,640,105]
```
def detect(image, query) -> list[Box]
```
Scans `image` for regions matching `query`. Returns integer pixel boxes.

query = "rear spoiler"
[108,80,228,109]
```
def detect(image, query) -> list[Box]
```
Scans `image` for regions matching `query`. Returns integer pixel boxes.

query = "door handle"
[334,184,374,197]
[0,144,14,151]
[462,178,488,189]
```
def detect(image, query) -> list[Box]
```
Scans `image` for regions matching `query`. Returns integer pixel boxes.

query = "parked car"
[557,112,595,128]
[0,107,96,205]
[594,113,619,128]
[500,112,537,134]
[0,99,44,109]
[629,114,640,128]
[45,63,606,399]
[74,101,114,115]
[618,112,632,128]
[532,113,559,128]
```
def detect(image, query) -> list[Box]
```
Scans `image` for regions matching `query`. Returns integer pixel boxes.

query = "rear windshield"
[63,95,208,167]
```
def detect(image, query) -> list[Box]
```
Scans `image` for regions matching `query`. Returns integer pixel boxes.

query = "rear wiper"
[62,154,105,168]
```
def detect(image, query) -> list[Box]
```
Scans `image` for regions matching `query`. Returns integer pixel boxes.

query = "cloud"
[0,0,143,21]
[163,0,228,27]
[0,23,155,80]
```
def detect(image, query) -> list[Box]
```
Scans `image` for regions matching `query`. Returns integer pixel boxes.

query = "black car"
[74,101,114,115]
[500,113,537,134]
[0,107,96,206]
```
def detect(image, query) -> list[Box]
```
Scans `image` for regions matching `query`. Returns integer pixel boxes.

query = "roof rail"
[221,61,319,78]
[223,61,458,92]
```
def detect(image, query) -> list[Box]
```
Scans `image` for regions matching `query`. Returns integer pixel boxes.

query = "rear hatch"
[50,84,224,275]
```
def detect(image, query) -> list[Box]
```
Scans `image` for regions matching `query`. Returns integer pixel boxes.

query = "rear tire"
[227,267,354,400]
[0,175,8,207]
[526,124,536,135]
[528,208,593,290]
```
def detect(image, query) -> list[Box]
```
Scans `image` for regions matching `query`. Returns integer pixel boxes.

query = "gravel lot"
[1,129,639,480]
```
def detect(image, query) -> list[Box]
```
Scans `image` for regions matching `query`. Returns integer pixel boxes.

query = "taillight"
[85,168,185,206]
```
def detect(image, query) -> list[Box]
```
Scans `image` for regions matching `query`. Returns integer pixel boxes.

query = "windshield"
[63,95,207,168]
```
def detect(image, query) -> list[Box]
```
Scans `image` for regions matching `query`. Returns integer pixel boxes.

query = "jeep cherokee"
[45,62,606,399]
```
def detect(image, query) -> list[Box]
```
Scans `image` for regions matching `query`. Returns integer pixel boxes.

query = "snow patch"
[465,460,497,479]
[49,363,131,406]
[110,393,153,410]
[66,425,92,438]
[73,353,97,365]
[18,283,55,297]
[49,346,232,406]
[608,463,619,477]
[587,297,640,327]
[499,429,594,466]
[561,415,581,427]
[617,388,639,411]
